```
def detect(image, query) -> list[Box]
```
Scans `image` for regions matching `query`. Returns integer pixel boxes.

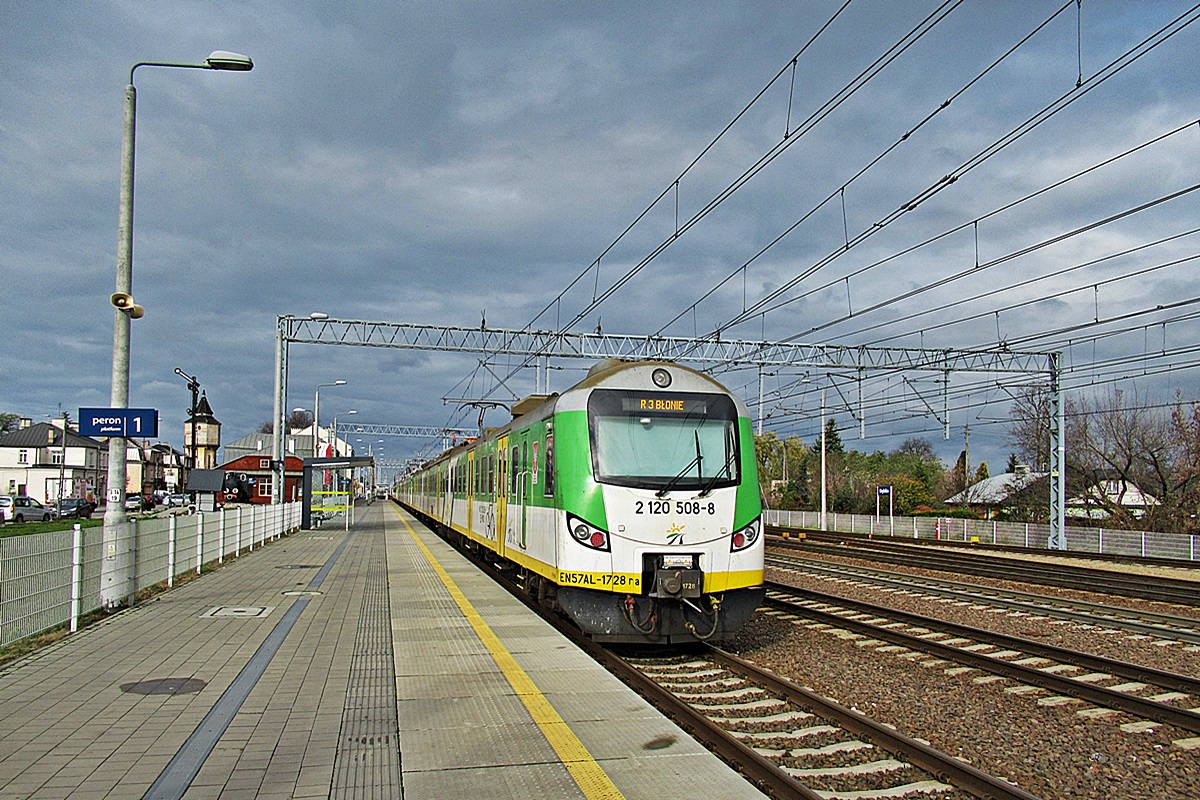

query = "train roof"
[412,359,745,469]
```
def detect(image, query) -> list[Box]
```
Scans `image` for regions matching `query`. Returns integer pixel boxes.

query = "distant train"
[398,359,765,644]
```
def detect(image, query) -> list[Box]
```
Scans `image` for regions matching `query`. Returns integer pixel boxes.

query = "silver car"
[1,495,55,523]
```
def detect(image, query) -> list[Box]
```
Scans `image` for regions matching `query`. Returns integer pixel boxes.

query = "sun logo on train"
[666,523,686,544]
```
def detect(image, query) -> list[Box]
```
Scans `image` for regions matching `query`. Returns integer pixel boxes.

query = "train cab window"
[587,389,740,492]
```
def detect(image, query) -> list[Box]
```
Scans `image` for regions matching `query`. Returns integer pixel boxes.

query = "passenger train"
[397,359,765,644]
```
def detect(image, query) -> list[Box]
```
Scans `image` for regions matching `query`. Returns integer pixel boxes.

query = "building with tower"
[184,392,222,470]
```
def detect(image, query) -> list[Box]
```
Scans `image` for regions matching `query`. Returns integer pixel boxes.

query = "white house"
[0,419,106,504]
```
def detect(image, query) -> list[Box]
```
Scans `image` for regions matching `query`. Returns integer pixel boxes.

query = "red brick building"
[218,454,306,504]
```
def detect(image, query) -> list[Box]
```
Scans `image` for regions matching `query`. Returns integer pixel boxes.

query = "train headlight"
[730,517,761,552]
[567,514,610,552]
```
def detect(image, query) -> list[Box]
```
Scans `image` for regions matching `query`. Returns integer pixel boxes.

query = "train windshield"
[588,389,740,491]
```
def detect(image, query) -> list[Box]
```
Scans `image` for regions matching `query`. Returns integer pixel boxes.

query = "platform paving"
[0,502,767,799]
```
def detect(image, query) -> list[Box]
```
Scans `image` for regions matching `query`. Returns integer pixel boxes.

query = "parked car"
[2,496,54,523]
[165,493,189,508]
[56,498,97,519]
[0,496,12,522]
[123,494,154,512]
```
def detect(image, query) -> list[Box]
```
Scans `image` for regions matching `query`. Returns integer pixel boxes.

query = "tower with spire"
[184,392,222,470]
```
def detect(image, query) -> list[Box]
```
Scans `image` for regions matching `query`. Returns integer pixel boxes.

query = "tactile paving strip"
[331,535,402,798]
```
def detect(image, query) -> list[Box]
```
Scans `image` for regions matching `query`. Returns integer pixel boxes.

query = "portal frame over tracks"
[271,316,1066,547]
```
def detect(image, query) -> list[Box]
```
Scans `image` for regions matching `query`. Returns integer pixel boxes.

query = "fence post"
[70,524,82,633]
[236,507,243,555]
[218,510,225,565]
[196,513,204,575]
[167,514,176,588]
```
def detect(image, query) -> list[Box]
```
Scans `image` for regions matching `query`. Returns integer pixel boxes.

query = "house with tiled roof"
[0,419,107,504]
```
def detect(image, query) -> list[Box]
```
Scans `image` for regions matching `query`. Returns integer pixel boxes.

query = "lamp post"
[331,410,357,459]
[101,51,253,609]
[313,380,346,458]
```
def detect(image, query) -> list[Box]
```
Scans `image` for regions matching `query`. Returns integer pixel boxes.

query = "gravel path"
[721,554,1200,800]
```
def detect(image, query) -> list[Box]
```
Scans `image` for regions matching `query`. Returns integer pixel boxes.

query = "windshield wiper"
[696,446,735,498]
[655,431,703,498]
[696,426,736,498]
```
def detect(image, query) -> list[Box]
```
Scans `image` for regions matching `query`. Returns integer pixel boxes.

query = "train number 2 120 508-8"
[635,500,716,515]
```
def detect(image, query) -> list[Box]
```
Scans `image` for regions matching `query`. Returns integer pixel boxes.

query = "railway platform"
[0,502,767,799]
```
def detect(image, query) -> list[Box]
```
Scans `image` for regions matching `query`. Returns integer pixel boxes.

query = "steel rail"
[770,534,1200,606]
[769,527,1200,571]
[708,648,1044,800]
[763,589,1200,735]
[767,582,1200,696]
[765,554,1200,644]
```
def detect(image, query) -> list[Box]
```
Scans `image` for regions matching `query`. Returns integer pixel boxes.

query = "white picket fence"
[0,503,302,648]
[764,508,1200,561]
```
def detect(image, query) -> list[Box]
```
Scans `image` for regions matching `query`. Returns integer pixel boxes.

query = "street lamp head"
[206,51,254,71]
[334,380,346,386]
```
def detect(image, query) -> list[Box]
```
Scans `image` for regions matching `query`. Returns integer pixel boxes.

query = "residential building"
[0,419,107,504]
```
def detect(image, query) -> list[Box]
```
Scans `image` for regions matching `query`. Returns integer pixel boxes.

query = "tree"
[257,410,313,436]
[288,409,313,431]
[0,413,18,434]
[817,417,844,454]
[1006,385,1200,532]
[1006,386,1060,471]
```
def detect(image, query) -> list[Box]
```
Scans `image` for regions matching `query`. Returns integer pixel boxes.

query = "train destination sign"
[621,397,708,414]
[78,407,159,438]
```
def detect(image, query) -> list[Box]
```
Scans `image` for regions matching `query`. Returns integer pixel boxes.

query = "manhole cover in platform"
[282,590,323,597]
[120,677,207,695]
[276,564,324,569]
[201,606,275,618]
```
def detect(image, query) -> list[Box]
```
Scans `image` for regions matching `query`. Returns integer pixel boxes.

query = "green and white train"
[398,359,765,644]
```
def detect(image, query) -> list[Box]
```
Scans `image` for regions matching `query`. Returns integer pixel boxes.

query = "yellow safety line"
[392,508,626,800]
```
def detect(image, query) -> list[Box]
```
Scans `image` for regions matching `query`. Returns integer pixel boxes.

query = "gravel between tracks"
[720,553,1200,800]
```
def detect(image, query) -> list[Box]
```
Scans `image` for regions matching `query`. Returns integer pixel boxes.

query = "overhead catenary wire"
[709,5,1200,340]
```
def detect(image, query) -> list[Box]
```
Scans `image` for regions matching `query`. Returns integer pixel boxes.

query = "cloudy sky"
[3,1,1198,476]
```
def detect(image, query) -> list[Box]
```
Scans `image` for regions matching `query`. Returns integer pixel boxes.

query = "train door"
[467,451,475,536]
[496,435,508,554]
[519,437,529,549]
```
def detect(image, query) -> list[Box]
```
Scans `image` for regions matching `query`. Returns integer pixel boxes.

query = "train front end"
[553,360,764,644]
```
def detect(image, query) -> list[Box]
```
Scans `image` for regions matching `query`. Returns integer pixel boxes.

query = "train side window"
[511,445,519,495]
[543,431,554,497]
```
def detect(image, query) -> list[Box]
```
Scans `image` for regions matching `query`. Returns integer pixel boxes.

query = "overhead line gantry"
[272,316,1066,548]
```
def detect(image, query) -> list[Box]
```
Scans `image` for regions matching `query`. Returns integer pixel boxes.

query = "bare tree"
[1008,385,1199,532]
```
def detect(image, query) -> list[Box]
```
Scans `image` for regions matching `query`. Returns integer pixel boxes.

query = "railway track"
[768,529,1200,606]
[763,581,1200,736]
[769,527,1200,572]
[617,646,1041,800]
[442,521,1046,798]
[766,553,1200,646]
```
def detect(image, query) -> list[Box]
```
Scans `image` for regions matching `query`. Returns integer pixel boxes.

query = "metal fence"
[0,503,302,648]
[763,509,1200,562]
